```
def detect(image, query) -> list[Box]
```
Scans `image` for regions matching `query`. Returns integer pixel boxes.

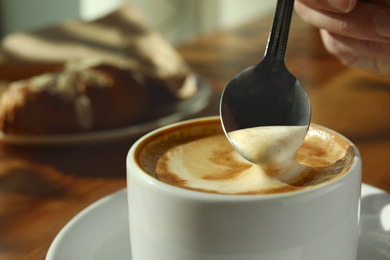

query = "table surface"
[1,13,390,260]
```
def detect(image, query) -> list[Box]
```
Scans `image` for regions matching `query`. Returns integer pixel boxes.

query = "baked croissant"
[0,60,149,134]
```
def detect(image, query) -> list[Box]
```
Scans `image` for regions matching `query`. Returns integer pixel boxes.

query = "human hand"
[295,0,390,76]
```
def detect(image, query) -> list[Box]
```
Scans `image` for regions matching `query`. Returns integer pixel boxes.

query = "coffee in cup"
[135,117,354,195]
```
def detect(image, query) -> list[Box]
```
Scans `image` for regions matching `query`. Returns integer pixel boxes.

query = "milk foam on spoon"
[229,125,307,173]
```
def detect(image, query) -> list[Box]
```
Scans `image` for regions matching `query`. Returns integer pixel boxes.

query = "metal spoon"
[220,0,311,162]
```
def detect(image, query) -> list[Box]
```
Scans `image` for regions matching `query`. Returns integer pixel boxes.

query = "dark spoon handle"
[264,0,295,62]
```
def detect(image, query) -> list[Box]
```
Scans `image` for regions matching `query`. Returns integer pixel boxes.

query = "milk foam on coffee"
[146,120,353,195]
[156,134,290,194]
[229,126,307,172]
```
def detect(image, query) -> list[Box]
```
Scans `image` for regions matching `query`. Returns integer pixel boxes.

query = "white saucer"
[46,184,390,260]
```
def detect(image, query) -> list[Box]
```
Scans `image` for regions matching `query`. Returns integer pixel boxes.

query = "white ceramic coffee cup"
[126,116,362,260]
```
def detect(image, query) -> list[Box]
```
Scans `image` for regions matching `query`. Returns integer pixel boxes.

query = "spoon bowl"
[220,59,310,131]
[220,0,311,162]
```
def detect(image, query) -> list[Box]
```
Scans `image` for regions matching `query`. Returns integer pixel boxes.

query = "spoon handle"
[264,0,295,62]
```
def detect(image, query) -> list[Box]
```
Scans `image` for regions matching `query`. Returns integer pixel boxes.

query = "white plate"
[0,75,213,146]
[46,184,390,260]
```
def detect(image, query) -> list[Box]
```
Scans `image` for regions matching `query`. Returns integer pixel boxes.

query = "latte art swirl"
[156,135,294,194]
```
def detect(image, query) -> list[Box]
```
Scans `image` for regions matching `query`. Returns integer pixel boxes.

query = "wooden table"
[1,13,390,260]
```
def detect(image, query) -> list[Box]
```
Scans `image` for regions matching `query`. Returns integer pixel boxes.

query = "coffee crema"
[135,118,354,195]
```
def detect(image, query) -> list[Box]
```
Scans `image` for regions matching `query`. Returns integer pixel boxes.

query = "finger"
[320,29,390,75]
[295,1,390,42]
[321,29,390,59]
[295,0,357,13]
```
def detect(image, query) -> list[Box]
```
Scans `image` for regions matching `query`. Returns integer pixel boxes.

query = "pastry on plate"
[0,3,200,136]
[0,60,149,135]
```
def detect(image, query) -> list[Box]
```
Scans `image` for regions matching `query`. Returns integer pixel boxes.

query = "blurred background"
[0,0,275,44]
